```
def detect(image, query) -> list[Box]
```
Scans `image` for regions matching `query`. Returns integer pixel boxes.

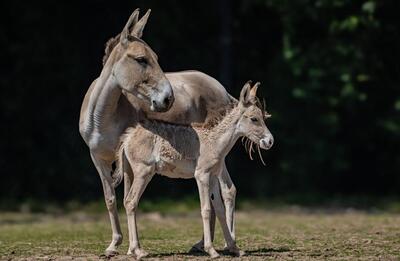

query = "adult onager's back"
[114,82,274,258]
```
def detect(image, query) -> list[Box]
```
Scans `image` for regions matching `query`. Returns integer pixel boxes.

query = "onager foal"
[114,82,274,259]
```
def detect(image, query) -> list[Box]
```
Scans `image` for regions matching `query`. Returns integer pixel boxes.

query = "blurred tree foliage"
[0,0,399,206]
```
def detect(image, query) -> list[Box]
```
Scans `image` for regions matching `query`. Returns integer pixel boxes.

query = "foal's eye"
[135,57,148,66]
[251,117,258,122]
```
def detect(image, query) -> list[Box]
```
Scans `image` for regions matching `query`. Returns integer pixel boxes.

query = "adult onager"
[114,82,274,259]
[79,9,239,255]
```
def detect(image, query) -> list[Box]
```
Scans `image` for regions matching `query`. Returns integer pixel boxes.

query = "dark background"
[1,0,399,208]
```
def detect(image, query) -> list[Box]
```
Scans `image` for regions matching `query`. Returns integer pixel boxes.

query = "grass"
[1,208,400,260]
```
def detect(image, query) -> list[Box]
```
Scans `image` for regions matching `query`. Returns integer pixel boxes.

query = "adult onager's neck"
[83,51,124,134]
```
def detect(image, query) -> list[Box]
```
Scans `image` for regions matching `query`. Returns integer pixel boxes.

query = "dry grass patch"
[0,210,399,260]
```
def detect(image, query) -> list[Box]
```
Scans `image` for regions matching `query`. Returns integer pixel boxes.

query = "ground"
[1,209,399,260]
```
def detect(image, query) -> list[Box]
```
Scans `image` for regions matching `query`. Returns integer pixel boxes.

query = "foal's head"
[108,9,174,112]
[236,82,274,153]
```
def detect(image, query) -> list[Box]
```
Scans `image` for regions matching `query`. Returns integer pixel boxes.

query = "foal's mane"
[195,100,237,129]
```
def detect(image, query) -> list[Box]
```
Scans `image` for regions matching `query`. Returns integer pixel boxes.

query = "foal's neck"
[204,107,242,157]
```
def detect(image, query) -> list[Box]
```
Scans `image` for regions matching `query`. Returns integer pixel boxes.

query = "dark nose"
[163,93,174,110]
[268,136,274,146]
[152,92,174,112]
[152,99,166,112]
[151,81,174,112]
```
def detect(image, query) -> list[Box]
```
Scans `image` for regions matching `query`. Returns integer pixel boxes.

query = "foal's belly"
[155,159,196,179]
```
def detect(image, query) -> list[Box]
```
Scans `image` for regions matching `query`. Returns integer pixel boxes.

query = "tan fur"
[115,83,274,258]
[79,9,237,257]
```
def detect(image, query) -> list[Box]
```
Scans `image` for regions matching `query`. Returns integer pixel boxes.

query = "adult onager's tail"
[112,144,125,188]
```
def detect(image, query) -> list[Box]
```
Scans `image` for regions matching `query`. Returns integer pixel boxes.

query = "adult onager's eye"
[251,117,259,122]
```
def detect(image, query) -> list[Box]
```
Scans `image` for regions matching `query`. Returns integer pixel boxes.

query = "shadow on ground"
[144,246,291,258]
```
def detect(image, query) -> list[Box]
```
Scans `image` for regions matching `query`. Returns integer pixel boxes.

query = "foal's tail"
[112,143,126,188]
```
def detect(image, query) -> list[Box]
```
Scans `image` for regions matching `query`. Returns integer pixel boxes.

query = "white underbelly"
[155,159,196,179]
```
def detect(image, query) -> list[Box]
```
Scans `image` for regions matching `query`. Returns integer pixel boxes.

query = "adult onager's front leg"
[90,153,123,256]
[124,162,154,259]
[194,170,219,258]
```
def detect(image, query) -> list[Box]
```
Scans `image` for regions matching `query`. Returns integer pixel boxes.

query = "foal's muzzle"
[260,134,274,150]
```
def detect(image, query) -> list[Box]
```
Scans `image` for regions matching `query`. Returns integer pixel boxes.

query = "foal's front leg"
[210,176,244,256]
[189,184,216,253]
[190,163,236,254]
[194,170,219,258]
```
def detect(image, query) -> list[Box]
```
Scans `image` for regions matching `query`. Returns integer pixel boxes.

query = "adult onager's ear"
[131,9,151,38]
[120,9,140,46]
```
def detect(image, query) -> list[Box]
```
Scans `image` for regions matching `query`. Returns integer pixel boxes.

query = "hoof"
[128,248,148,260]
[206,247,220,259]
[223,246,245,257]
[189,242,205,254]
[234,249,246,257]
[104,249,119,257]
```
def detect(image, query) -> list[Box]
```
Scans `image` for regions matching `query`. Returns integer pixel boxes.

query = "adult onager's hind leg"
[124,162,154,259]
[90,153,123,256]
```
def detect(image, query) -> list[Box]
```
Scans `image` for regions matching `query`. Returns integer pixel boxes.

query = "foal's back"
[121,121,204,178]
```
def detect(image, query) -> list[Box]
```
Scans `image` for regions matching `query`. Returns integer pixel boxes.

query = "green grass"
[1,209,400,260]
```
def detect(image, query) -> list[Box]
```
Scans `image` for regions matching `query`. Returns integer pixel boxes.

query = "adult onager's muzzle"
[260,134,274,150]
[150,81,174,112]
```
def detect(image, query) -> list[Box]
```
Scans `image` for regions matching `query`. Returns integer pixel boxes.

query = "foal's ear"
[239,81,252,106]
[131,9,151,38]
[248,82,260,104]
[120,9,140,46]
[240,81,260,106]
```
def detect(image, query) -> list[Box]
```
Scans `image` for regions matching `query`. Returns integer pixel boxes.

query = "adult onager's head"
[237,82,274,151]
[107,9,174,112]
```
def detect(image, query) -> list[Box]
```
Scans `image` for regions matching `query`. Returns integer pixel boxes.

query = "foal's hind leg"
[219,163,236,242]
[124,162,154,260]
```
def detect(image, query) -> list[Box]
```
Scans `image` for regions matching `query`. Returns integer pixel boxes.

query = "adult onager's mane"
[102,33,153,66]
[103,34,121,65]
[103,33,150,66]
